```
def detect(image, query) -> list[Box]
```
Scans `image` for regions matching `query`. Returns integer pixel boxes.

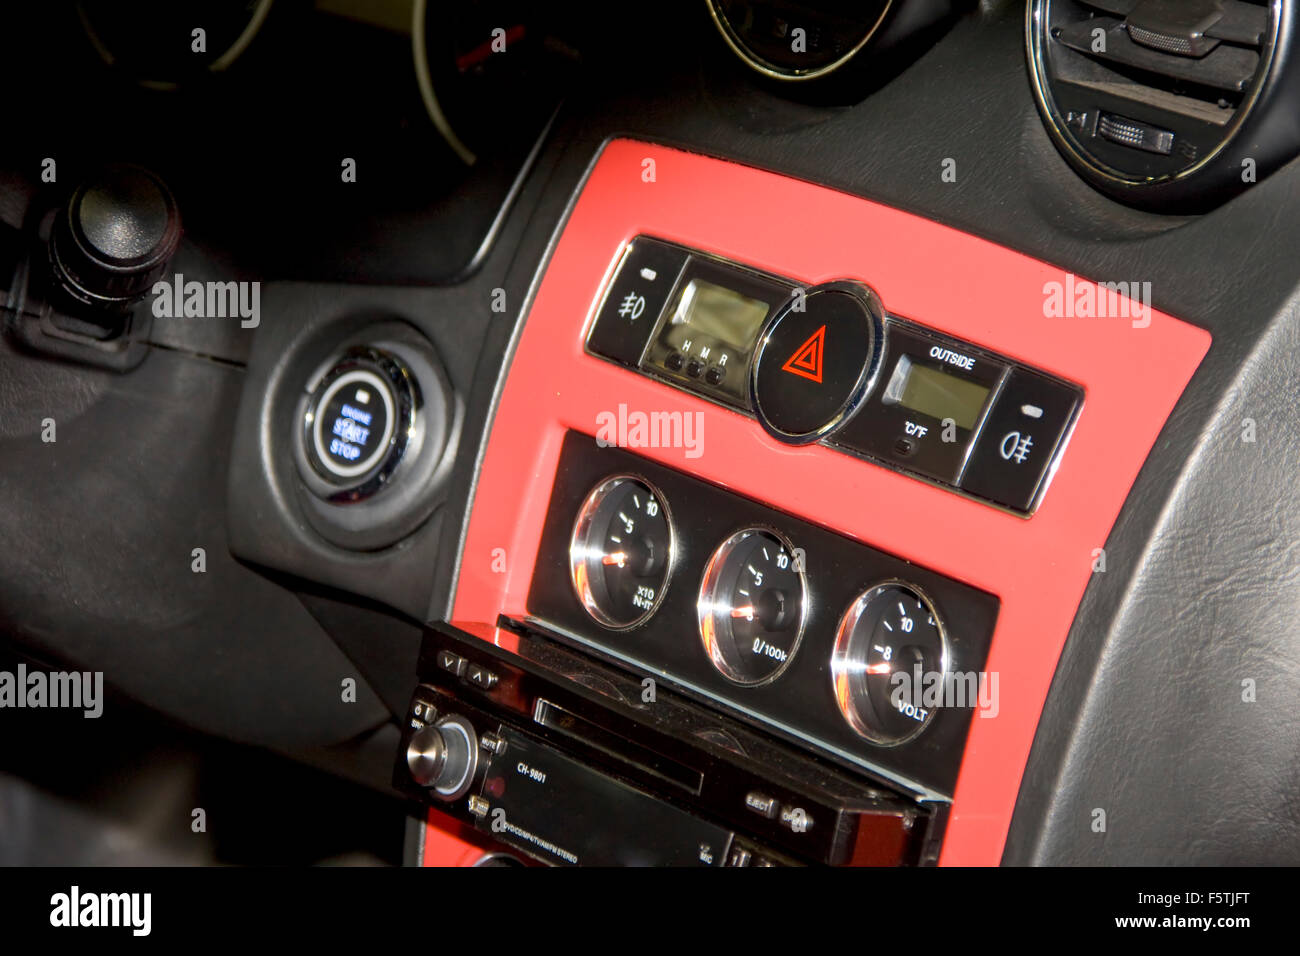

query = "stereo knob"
[749,281,884,444]
[407,715,480,801]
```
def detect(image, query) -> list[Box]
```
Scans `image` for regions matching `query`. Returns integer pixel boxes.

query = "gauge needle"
[730,605,755,619]
[455,24,526,71]
[866,662,893,675]
[601,552,627,568]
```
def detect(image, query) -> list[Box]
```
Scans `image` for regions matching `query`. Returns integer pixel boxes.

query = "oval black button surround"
[749,281,885,444]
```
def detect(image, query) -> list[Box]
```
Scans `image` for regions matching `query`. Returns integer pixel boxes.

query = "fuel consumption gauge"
[568,476,674,629]
[698,528,807,685]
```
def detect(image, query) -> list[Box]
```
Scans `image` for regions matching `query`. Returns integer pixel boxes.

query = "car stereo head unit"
[397,619,942,867]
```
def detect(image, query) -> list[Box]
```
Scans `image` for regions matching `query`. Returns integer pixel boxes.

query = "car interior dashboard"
[1,0,1298,881]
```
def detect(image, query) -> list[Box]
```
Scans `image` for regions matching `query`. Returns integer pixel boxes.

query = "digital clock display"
[667,278,771,352]
[640,258,788,407]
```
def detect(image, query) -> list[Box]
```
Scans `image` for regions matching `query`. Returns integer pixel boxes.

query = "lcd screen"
[666,278,771,352]
[641,263,785,408]
[883,356,991,430]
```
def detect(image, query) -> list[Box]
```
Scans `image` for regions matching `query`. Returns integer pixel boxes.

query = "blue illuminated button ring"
[311,368,397,480]
[299,346,422,505]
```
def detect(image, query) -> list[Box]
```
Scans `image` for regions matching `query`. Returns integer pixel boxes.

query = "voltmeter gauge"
[568,476,674,629]
[698,528,807,685]
[831,583,948,745]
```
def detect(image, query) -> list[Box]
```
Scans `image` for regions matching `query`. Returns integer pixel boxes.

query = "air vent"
[1027,0,1300,209]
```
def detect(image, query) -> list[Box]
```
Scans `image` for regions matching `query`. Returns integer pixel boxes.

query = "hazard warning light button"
[750,281,884,444]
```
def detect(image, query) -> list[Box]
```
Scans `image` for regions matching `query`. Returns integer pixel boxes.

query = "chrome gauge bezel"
[830,580,951,746]
[568,474,676,630]
[697,526,809,686]
[706,0,895,83]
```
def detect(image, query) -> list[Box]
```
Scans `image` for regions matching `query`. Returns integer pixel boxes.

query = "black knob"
[50,165,181,306]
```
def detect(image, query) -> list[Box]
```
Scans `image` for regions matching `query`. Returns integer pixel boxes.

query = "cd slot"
[533,698,704,795]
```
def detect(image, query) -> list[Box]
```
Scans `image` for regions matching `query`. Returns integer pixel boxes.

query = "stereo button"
[436,650,467,677]
[779,805,814,833]
[744,791,779,818]
[467,664,499,690]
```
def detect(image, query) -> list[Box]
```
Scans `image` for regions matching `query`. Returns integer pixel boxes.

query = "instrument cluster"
[526,431,1000,797]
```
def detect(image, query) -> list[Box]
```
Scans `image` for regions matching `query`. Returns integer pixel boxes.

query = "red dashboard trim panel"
[428,139,1211,866]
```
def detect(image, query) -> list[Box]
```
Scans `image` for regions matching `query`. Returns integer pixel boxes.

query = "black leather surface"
[0,336,390,748]
[1003,308,1300,864]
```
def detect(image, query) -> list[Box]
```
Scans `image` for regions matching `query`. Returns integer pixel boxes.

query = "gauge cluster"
[704,0,969,99]
[525,431,1000,797]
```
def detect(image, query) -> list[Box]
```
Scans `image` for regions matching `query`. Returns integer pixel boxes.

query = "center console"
[402,139,1210,866]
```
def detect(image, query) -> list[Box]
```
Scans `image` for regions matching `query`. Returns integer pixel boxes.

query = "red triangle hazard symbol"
[781,325,825,383]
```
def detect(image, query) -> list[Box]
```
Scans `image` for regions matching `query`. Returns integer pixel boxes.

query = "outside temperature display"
[880,355,991,431]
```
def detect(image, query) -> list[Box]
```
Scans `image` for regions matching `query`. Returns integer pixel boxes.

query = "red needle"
[455,24,527,71]
[730,606,755,619]
[866,662,892,675]
[602,552,627,567]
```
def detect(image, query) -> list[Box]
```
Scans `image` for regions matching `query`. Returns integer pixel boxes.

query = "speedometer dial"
[698,528,807,685]
[568,476,674,629]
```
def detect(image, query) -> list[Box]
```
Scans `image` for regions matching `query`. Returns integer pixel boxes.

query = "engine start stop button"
[310,367,396,480]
